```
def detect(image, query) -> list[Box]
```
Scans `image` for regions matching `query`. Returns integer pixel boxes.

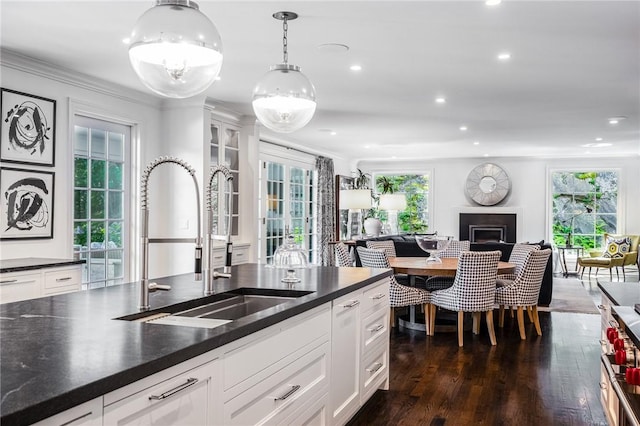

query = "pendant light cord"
[282,17,288,64]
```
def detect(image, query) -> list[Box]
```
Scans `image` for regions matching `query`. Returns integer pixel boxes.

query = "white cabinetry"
[330,278,390,426]
[104,354,219,426]
[0,264,82,304]
[209,242,250,269]
[33,397,102,426]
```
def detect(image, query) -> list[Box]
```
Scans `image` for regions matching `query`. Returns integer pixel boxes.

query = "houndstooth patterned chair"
[497,243,540,281]
[335,242,353,267]
[424,240,471,291]
[366,240,397,257]
[496,248,551,340]
[357,246,432,334]
[429,250,501,346]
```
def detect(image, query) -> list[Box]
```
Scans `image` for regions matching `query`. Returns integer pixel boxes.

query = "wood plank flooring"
[348,310,606,425]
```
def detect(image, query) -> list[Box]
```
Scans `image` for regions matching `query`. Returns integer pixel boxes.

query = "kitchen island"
[1,263,392,425]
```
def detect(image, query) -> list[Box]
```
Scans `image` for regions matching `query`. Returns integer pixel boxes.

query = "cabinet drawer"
[0,271,41,303]
[224,305,330,392]
[34,397,102,426]
[210,247,226,269]
[43,267,81,295]
[232,246,249,264]
[362,308,389,355]
[279,391,328,426]
[224,341,329,426]
[361,279,389,316]
[360,342,389,403]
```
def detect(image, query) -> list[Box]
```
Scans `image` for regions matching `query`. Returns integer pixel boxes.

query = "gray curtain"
[315,156,336,266]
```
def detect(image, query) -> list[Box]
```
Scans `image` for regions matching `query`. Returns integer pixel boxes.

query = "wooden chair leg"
[430,304,436,336]
[486,310,497,346]
[458,311,464,347]
[526,306,534,323]
[615,267,618,280]
[532,306,542,336]
[424,303,431,336]
[499,305,505,328]
[517,306,526,340]
[623,267,626,281]
[472,312,481,334]
[588,267,592,279]
[510,306,514,318]
[390,307,395,328]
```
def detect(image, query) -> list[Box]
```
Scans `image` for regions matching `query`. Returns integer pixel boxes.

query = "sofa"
[354,234,554,306]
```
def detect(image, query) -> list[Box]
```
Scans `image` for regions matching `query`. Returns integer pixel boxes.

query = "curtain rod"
[260,139,323,159]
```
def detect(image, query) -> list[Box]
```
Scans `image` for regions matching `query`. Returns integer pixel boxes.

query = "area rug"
[538,277,599,314]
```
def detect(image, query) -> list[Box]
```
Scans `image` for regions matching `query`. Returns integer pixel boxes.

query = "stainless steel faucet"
[139,156,203,311]
[205,165,234,295]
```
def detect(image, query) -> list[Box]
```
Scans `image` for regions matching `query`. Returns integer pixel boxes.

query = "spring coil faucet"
[139,156,203,310]
[205,165,234,294]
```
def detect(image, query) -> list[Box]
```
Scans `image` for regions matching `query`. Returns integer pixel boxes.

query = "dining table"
[387,256,516,332]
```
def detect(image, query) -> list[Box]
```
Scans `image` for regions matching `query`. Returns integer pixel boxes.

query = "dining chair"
[429,250,501,347]
[366,240,397,257]
[498,243,540,281]
[357,246,432,334]
[424,240,471,291]
[335,242,353,267]
[495,248,551,340]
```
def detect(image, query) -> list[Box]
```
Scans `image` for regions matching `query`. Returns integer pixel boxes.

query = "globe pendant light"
[252,11,317,133]
[128,0,223,98]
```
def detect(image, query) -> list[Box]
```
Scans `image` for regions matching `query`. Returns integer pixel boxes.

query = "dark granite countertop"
[598,281,640,306]
[0,257,85,273]
[0,263,391,425]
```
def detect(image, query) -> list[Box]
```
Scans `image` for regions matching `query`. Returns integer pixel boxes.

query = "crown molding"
[0,48,161,108]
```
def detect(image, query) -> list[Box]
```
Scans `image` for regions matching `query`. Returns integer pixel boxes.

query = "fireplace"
[459,213,516,243]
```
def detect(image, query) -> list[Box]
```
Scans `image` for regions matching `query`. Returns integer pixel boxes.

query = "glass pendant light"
[252,11,317,133]
[128,0,223,98]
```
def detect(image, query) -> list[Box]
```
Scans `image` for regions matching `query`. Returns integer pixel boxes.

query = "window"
[258,151,316,265]
[73,116,130,289]
[209,119,240,236]
[373,174,430,233]
[551,170,619,250]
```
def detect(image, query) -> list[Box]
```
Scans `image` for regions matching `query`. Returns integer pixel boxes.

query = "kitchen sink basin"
[116,288,313,328]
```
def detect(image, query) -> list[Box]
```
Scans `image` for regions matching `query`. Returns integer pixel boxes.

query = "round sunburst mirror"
[465,163,510,206]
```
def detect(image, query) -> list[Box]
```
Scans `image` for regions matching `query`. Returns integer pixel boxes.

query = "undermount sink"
[116,288,313,329]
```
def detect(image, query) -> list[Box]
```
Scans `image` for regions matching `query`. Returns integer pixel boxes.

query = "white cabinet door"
[104,360,215,426]
[330,291,362,426]
[0,271,41,303]
[34,397,102,426]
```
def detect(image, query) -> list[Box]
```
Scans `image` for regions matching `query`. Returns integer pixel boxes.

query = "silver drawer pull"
[1,279,35,285]
[60,411,93,426]
[149,377,198,400]
[0,279,18,284]
[366,362,383,373]
[274,384,301,401]
[214,256,224,260]
[235,253,244,257]
[597,304,606,310]
[609,319,619,328]
[56,277,72,282]
[342,300,360,309]
[599,382,607,390]
[599,339,607,345]
[368,324,384,332]
[371,293,386,300]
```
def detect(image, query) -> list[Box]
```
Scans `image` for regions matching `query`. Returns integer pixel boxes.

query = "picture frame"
[0,167,55,240]
[1,88,56,166]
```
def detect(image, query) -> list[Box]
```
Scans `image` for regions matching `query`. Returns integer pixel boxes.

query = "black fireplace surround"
[459,213,516,243]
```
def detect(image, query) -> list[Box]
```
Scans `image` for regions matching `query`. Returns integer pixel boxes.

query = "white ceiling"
[1,1,639,162]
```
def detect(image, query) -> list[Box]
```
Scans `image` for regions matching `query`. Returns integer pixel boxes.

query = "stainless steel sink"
[116,288,313,328]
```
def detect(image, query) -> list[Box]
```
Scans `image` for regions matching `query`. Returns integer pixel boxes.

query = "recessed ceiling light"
[435,97,446,104]
[215,76,221,81]
[316,43,350,53]
[122,37,131,44]
[608,116,626,125]
[483,153,489,157]
[365,145,371,149]
[459,126,468,131]
[350,64,362,71]
[595,137,603,141]
[497,52,511,61]
[486,0,502,6]
[582,142,612,148]
[473,141,480,145]
[330,131,337,136]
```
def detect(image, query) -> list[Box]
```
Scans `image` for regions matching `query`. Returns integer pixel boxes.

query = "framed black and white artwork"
[1,88,56,166]
[0,167,55,240]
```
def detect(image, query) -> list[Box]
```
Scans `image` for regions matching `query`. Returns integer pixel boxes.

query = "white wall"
[357,156,640,242]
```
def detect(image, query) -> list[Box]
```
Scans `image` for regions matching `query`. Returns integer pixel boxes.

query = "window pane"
[108,133,124,161]
[74,158,88,187]
[74,190,87,219]
[89,253,106,283]
[73,221,88,248]
[225,128,238,148]
[108,192,123,219]
[107,250,124,279]
[90,129,106,158]
[91,191,105,219]
[90,221,105,246]
[91,160,106,189]
[108,162,123,190]
[107,221,123,248]
[225,149,239,170]
[210,145,219,164]
[74,126,88,155]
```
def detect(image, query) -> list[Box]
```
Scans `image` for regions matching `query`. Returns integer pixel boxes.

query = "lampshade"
[379,193,407,211]
[252,11,316,133]
[339,189,372,210]
[128,0,223,98]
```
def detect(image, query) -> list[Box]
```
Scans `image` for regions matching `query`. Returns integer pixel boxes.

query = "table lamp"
[339,189,372,240]
[379,193,407,235]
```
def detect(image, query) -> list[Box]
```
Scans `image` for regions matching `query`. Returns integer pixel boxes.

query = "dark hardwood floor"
[348,310,606,426]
